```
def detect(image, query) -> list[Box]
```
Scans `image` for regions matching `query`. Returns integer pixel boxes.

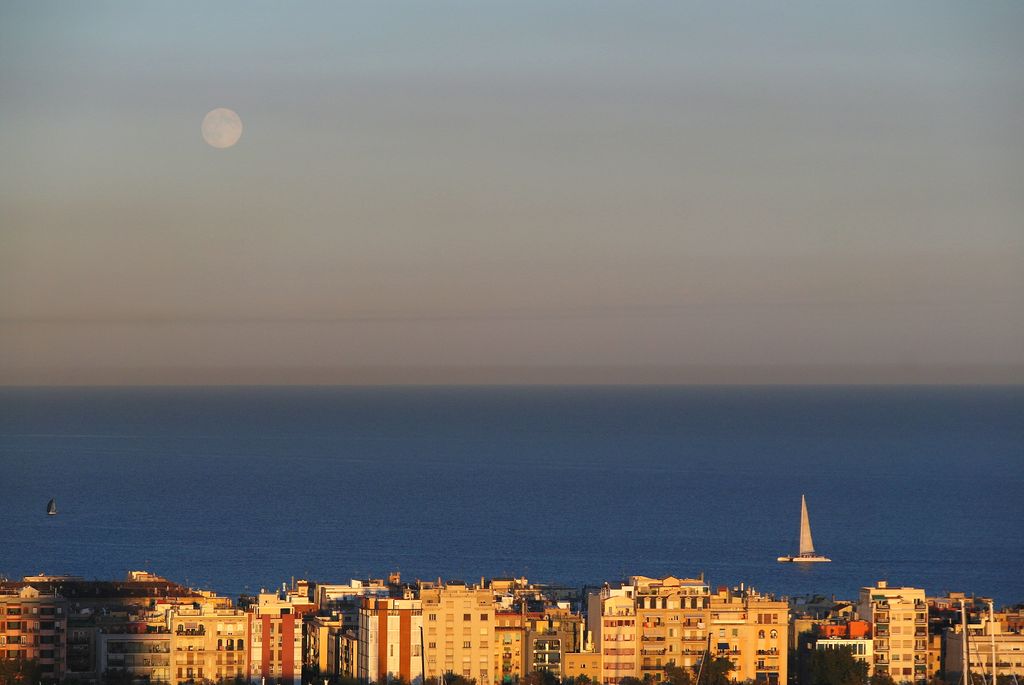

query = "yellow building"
[564,651,601,681]
[633,576,711,679]
[588,577,788,685]
[856,581,928,684]
[589,584,639,685]
[170,604,249,684]
[707,585,787,684]
[495,610,526,683]
[421,582,495,684]
[306,613,343,675]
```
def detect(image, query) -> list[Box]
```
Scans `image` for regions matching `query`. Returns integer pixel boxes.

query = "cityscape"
[3,3,1021,685]
[2,570,1021,685]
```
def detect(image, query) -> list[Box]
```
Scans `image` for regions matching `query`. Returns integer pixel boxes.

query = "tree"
[619,677,644,685]
[806,648,868,685]
[663,664,694,685]
[692,658,733,685]
[0,658,42,685]
[96,670,136,685]
[524,672,558,685]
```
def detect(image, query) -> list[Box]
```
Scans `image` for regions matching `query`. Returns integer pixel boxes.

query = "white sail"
[798,494,815,556]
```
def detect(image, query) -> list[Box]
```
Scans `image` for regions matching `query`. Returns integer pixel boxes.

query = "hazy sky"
[2,1,1022,384]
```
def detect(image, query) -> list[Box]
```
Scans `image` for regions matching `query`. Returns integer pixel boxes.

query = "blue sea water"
[0,386,1021,604]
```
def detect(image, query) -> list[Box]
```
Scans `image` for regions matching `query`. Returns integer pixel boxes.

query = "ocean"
[1,386,1021,604]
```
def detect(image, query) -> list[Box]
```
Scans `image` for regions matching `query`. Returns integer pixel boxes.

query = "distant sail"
[799,494,815,556]
[47,498,57,516]
[778,494,830,562]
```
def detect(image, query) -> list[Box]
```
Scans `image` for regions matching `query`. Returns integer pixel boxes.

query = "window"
[464,614,472,621]
[481,614,489,621]
[429,614,437,621]
[429,642,437,649]
[464,641,472,649]
[769,630,778,639]
[758,630,765,639]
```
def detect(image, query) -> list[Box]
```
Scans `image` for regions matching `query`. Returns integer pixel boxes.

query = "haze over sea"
[1,386,1021,604]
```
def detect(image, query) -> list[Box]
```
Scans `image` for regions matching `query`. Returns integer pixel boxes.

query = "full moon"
[201,108,243,149]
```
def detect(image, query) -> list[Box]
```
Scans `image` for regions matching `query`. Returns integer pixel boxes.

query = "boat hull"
[777,555,831,563]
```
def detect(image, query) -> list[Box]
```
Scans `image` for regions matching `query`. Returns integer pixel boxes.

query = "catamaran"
[777,494,830,562]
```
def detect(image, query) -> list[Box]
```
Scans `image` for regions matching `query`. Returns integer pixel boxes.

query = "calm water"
[1,386,1021,604]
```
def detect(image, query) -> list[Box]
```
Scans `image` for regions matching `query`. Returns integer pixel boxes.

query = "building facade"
[0,586,68,681]
[421,582,494,684]
[856,581,929,683]
[358,597,424,684]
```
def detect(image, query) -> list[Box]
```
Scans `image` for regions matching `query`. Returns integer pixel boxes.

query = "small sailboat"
[47,498,57,516]
[777,494,830,562]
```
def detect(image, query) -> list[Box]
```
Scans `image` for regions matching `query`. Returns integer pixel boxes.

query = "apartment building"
[0,585,68,680]
[524,608,585,679]
[563,651,601,681]
[317,579,392,627]
[99,630,173,683]
[707,585,788,684]
[589,583,639,685]
[306,613,344,675]
[856,581,928,683]
[633,576,711,680]
[357,596,424,684]
[945,616,1024,683]
[495,610,527,682]
[421,582,495,684]
[169,605,249,684]
[249,592,304,685]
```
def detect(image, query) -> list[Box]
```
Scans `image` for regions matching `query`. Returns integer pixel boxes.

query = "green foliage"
[692,658,733,685]
[0,658,42,685]
[619,677,644,685]
[524,672,558,685]
[663,664,694,685]
[807,648,868,685]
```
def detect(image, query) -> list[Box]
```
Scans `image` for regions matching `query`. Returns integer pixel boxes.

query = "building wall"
[633,576,710,679]
[708,587,788,684]
[0,587,68,680]
[564,652,601,681]
[857,582,928,683]
[249,593,303,685]
[598,590,638,685]
[421,584,494,684]
[358,597,424,684]
[495,611,526,683]
[945,619,1024,682]
[170,606,249,684]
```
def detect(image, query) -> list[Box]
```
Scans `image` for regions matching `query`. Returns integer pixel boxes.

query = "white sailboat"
[777,494,830,562]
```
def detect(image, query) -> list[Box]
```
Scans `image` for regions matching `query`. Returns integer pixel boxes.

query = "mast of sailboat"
[962,599,971,685]
[990,600,997,685]
[694,632,711,685]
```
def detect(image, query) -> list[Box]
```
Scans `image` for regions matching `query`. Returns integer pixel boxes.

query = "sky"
[2,1,1022,384]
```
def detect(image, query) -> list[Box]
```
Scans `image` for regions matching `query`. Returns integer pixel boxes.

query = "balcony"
[642,636,665,642]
